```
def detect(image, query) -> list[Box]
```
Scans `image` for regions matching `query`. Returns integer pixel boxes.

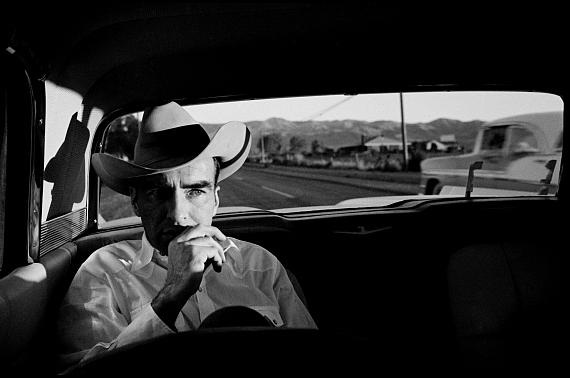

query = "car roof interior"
[8,3,566,113]
[2,2,569,375]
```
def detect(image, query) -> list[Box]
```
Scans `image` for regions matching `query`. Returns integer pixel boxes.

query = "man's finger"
[189,246,221,271]
[176,225,226,243]
[183,236,224,256]
[208,226,227,243]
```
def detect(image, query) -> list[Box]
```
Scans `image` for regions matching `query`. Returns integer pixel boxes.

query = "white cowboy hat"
[92,101,251,195]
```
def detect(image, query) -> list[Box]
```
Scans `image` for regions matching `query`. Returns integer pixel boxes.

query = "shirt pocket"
[250,305,284,327]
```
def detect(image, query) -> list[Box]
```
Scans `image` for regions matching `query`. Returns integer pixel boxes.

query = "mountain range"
[206,117,485,153]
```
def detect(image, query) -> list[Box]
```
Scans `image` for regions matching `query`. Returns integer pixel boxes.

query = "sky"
[185,91,563,124]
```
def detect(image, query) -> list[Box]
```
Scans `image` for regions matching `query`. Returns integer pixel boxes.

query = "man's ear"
[212,185,220,217]
[129,187,140,216]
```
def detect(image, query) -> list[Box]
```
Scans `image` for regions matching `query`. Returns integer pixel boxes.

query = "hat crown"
[92,101,251,196]
[134,102,210,168]
[140,101,199,133]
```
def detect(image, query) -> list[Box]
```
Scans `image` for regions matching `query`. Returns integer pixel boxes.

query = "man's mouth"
[161,228,185,241]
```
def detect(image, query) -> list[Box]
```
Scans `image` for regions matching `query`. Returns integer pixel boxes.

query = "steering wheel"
[65,306,366,377]
[199,305,275,329]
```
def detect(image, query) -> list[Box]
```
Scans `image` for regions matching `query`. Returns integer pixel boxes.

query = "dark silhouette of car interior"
[0,3,567,376]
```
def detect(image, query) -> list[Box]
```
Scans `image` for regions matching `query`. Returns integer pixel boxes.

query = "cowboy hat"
[92,101,251,195]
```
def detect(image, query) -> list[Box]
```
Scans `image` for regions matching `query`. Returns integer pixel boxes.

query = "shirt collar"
[131,233,155,272]
[131,233,242,272]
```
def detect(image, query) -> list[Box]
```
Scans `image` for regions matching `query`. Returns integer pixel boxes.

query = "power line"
[303,95,356,121]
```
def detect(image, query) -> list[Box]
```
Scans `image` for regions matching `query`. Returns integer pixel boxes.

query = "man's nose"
[167,190,194,226]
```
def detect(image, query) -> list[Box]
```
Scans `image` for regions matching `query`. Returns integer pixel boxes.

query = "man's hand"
[152,225,227,329]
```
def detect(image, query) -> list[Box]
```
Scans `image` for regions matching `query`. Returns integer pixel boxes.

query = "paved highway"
[219,165,417,209]
[100,165,420,221]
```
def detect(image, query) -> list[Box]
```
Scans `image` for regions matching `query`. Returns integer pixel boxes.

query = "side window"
[508,126,539,154]
[480,126,507,151]
[99,115,140,224]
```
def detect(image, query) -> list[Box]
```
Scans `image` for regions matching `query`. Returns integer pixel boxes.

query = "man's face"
[131,157,220,254]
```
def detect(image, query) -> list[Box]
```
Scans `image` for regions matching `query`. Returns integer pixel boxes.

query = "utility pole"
[400,92,408,171]
[260,130,265,163]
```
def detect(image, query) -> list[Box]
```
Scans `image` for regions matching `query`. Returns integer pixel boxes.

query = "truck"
[420,111,563,196]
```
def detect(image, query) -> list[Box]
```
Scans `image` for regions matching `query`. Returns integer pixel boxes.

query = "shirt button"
[198,287,203,292]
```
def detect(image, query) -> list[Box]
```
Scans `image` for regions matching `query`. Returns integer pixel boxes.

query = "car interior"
[1,3,568,376]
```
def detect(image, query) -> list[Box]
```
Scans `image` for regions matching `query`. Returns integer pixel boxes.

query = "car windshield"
[98,91,563,224]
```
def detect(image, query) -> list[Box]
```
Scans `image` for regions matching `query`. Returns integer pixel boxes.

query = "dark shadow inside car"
[32,197,567,375]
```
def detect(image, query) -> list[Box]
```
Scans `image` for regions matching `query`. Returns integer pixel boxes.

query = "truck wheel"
[426,179,443,195]
[432,182,443,194]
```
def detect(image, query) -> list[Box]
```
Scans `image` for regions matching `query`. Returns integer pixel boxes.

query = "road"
[100,165,421,221]
[218,165,418,209]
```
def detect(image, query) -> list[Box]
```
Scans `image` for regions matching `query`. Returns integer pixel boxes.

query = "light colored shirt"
[57,234,316,368]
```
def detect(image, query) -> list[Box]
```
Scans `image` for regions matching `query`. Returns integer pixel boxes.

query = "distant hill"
[105,116,485,161]
[203,117,484,154]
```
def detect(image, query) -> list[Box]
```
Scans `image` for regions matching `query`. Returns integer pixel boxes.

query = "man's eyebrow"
[181,180,213,189]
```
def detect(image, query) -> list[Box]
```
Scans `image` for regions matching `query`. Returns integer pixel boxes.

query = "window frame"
[89,106,142,232]
[0,49,44,276]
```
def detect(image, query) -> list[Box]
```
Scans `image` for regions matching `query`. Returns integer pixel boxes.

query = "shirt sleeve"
[272,260,318,329]
[57,268,174,369]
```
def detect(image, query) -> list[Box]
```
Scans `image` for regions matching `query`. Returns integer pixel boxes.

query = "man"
[57,102,316,368]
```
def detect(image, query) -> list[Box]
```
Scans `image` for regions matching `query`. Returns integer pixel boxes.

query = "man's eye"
[185,189,204,198]
[145,188,160,197]
[145,187,168,200]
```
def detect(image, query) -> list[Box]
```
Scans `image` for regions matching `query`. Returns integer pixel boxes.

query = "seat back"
[448,239,569,369]
[0,242,79,375]
[0,263,48,369]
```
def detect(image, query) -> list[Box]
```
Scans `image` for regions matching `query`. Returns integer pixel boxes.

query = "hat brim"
[92,121,251,195]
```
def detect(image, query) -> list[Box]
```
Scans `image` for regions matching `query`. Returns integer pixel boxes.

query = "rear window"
[98,91,563,225]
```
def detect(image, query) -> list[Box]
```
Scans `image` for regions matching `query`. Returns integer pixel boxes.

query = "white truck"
[420,111,562,196]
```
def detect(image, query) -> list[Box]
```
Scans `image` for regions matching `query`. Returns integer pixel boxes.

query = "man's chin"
[147,235,171,256]
[157,238,172,256]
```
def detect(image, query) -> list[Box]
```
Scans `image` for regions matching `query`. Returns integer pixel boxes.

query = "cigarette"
[222,239,237,253]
